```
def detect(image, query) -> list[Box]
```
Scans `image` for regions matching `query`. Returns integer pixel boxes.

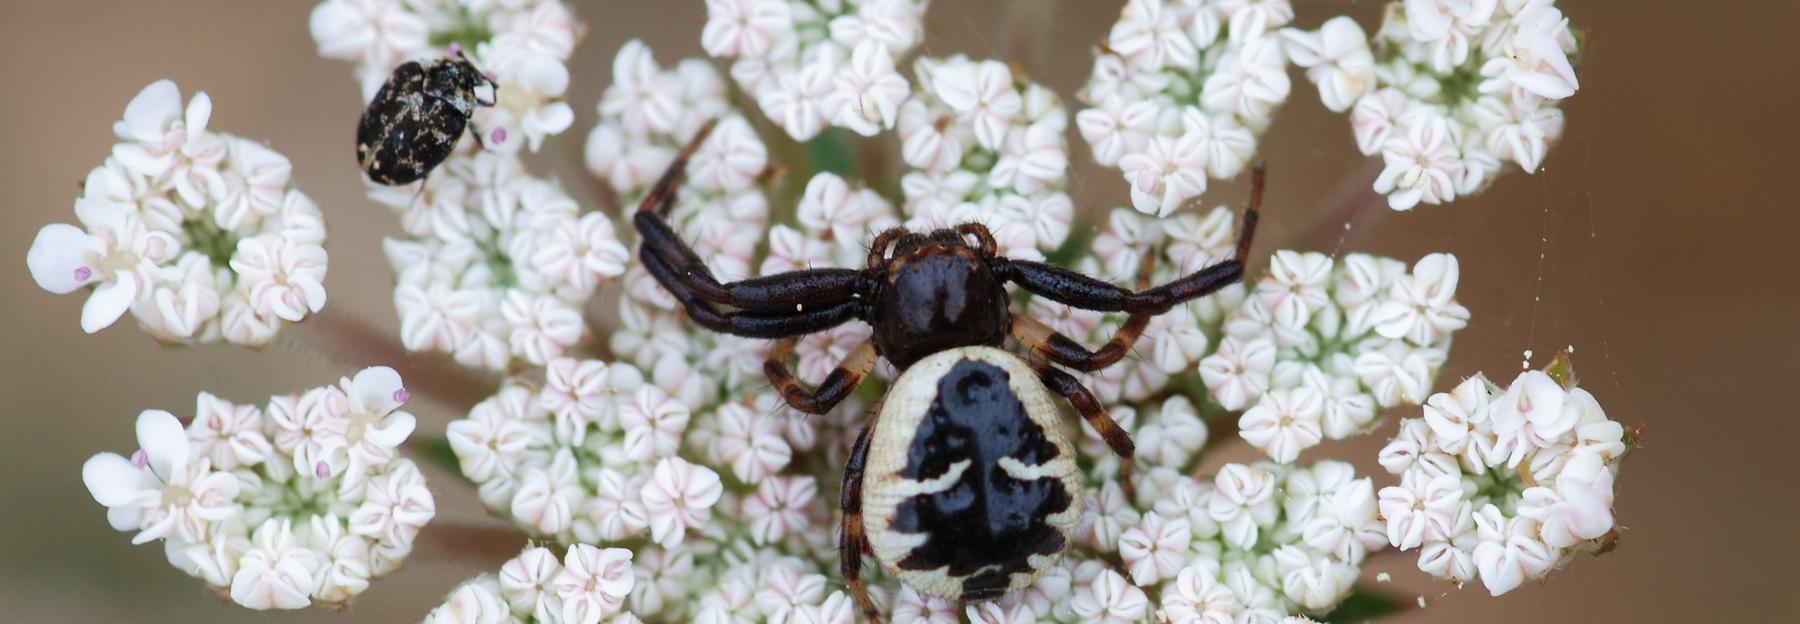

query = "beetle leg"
[842,414,881,623]
[766,338,878,415]
[1037,365,1136,500]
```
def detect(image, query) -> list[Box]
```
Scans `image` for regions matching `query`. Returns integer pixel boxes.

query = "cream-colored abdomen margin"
[860,346,1084,600]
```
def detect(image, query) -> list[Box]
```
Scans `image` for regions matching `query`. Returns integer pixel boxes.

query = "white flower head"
[30,81,327,345]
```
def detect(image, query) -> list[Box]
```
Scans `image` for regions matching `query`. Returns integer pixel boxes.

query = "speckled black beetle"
[636,121,1263,619]
[356,49,495,185]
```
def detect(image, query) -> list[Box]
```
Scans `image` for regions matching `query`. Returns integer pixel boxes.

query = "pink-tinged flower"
[1490,369,1577,457]
[712,402,792,484]
[828,41,910,136]
[1161,564,1240,624]
[1207,463,1278,549]
[640,457,723,548]
[1372,253,1469,345]
[702,0,792,58]
[1200,334,1277,410]
[230,519,324,610]
[619,386,691,461]
[28,199,176,333]
[930,58,1023,150]
[231,236,328,322]
[577,468,650,542]
[312,366,417,486]
[348,461,435,548]
[601,40,684,136]
[1282,16,1374,112]
[1070,569,1150,623]
[499,546,564,621]
[553,545,635,623]
[1378,471,1465,550]
[1373,112,1462,210]
[512,450,584,536]
[1471,504,1554,595]
[760,60,835,141]
[743,476,818,546]
[1118,511,1192,585]
[1239,387,1325,463]
[83,410,240,544]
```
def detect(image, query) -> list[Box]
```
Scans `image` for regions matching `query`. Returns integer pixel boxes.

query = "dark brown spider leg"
[842,414,881,623]
[1038,364,1136,499]
[765,337,878,414]
[997,165,1264,315]
[1010,313,1150,372]
[1011,254,1158,372]
[641,247,862,338]
[631,122,875,311]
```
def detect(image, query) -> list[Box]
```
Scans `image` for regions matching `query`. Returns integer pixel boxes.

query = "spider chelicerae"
[633,120,1262,620]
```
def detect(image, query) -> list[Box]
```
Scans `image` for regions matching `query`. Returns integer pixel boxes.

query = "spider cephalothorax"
[634,120,1263,621]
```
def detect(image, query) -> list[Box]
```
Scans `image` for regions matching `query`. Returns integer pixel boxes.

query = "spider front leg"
[1037,364,1136,499]
[999,165,1265,315]
[633,121,873,312]
[640,247,864,338]
[765,337,877,414]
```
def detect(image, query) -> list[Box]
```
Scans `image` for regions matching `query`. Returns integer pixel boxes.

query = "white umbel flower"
[1079,0,1294,215]
[704,0,928,140]
[1288,0,1584,209]
[29,80,328,345]
[82,366,432,610]
[1377,353,1630,595]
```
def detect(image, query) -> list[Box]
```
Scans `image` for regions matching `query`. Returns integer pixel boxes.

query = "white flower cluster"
[1118,461,1387,622]
[1376,357,1628,596]
[1282,1,1582,210]
[1207,251,1470,463]
[424,544,637,624]
[1077,0,1295,216]
[703,0,929,140]
[80,367,434,610]
[375,149,628,371]
[27,80,328,346]
[899,55,1075,262]
[310,0,580,152]
[448,370,723,550]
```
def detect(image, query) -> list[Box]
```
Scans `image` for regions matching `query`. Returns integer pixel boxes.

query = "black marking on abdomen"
[891,359,1070,600]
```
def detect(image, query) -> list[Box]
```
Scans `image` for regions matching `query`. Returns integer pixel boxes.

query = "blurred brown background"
[3,1,1794,621]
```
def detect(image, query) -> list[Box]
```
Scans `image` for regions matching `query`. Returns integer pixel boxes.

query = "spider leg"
[641,247,862,338]
[765,338,878,415]
[632,121,874,311]
[1037,364,1135,499]
[842,414,881,623]
[1011,313,1148,372]
[999,165,1264,315]
[1011,253,1158,372]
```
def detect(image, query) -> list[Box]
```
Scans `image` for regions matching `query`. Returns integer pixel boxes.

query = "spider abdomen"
[862,347,1083,601]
